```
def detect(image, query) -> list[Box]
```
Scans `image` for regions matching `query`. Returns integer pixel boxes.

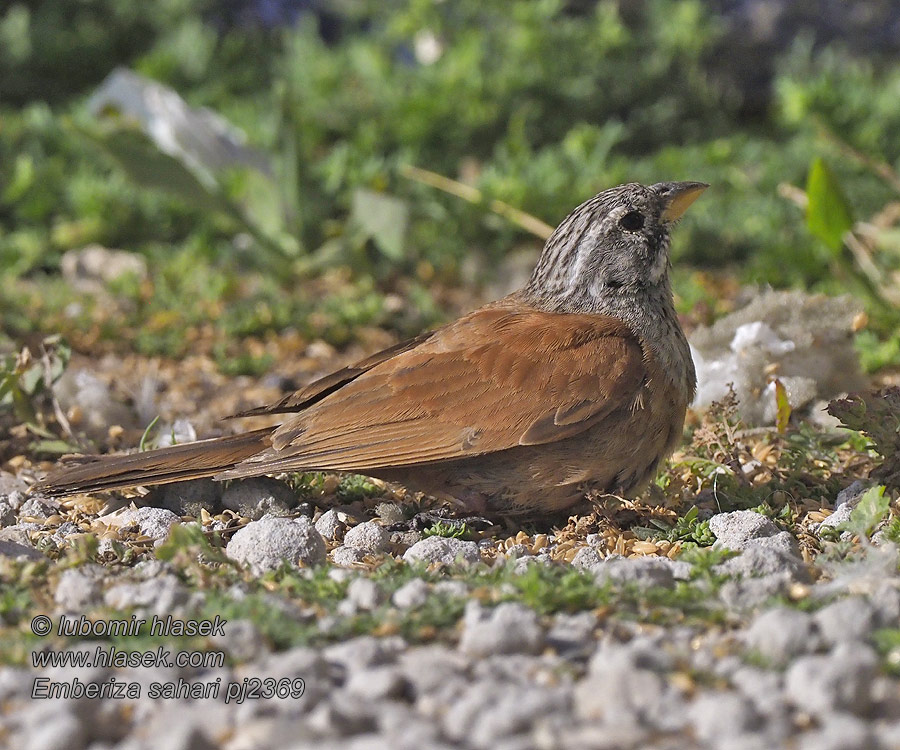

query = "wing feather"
[219,306,645,478]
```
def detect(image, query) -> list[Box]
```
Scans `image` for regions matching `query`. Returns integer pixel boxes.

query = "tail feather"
[33,428,272,497]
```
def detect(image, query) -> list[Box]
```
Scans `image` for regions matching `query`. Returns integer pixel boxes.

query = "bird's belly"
[379,387,687,517]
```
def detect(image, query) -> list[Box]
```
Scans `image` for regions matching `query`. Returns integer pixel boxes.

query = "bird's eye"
[619,211,645,232]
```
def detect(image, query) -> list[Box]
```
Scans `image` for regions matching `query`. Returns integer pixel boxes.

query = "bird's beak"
[655,181,709,222]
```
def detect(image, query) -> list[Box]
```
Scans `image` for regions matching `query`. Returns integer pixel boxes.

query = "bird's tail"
[33,428,272,497]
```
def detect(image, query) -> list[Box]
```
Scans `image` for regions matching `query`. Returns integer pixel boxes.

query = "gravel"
[403,536,481,565]
[220,477,297,519]
[342,521,389,553]
[226,514,326,573]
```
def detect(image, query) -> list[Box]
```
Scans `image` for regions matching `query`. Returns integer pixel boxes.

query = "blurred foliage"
[3,0,900,364]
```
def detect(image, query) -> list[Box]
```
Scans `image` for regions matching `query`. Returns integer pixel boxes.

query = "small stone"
[330,546,366,567]
[145,478,222,517]
[433,580,468,598]
[403,536,480,566]
[342,521,389,553]
[392,578,429,609]
[344,665,406,699]
[103,574,189,616]
[324,636,406,672]
[226,515,325,574]
[221,478,296,520]
[709,510,780,548]
[0,539,43,561]
[546,611,597,656]
[345,578,385,611]
[571,546,604,570]
[813,597,876,645]
[784,642,878,716]
[111,506,180,546]
[459,602,543,656]
[576,645,672,726]
[592,556,677,588]
[719,574,792,611]
[375,502,406,525]
[715,546,809,580]
[835,480,866,509]
[24,709,87,750]
[17,496,56,520]
[210,618,265,663]
[743,607,816,665]
[54,566,105,611]
[797,713,874,750]
[688,692,761,742]
[315,509,346,542]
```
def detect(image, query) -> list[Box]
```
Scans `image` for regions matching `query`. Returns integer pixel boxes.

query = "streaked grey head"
[522,181,707,312]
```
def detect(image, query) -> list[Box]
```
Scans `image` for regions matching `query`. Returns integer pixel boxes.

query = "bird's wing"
[219,306,646,477]
[231,329,438,417]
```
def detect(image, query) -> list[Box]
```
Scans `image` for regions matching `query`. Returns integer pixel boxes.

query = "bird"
[34,181,706,518]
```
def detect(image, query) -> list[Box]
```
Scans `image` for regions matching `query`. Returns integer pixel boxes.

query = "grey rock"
[24,709,87,750]
[817,504,854,534]
[145,478,221,517]
[221,477,296,519]
[0,539,44,561]
[113,506,180,545]
[330,545,367,567]
[391,578,429,609]
[432,580,469,598]
[210,618,265,663]
[324,636,406,673]
[719,573,792,611]
[403,536,480,566]
[0,498,17,526]
[709,510,780,547]
[344,665,406,699]
[441,680,569,748]
[835,480,867,509]
[315,509,346,542]
[731,666,786,716]
[345,578,385,611]
[797,713,875,750]
[570,546,604,570]
[814,596,876,645]
[592,556,679,588]
[715,545,809,580]
[470,685,570,749]
[17,496,57,521]
[226,515,325,574]
[459,602,543,657]
[743,607,816,664]
[54,566,105,611]
[546,611,597,655]
[375,502,406,525]
[149,716,216,750]
[877,720,900,750]
[688,691,761,742]
[342,521,389,553]
[398,645,467,695]
[103,573,189,616]
[785,642,878,716]
[389,530,422,550]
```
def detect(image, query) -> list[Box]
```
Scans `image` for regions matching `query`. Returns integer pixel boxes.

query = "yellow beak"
[655,181,709,222]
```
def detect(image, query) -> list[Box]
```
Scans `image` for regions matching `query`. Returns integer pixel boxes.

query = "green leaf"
[76,123,233,216]
[844,485,890,537]
[806,157,854,254]
[774,378,791,434]
[349,189,408,261]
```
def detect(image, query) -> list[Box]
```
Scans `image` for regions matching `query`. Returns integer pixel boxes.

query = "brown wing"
[219,307,645,478]
[231,329,438,417]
